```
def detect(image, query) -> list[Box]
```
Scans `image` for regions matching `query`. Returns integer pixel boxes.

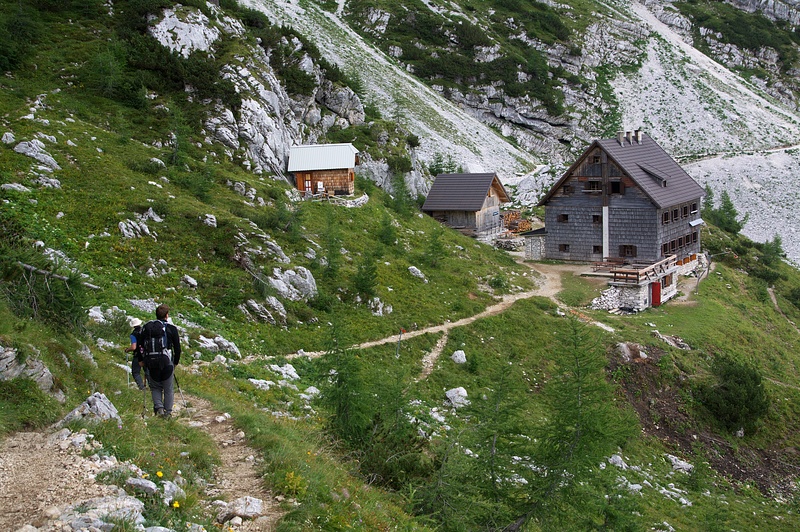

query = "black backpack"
[140,320,172,371]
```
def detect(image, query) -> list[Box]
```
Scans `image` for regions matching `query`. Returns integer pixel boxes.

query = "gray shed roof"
[422,173,510,212]
[540,132,704,209]
[287,143,359,172]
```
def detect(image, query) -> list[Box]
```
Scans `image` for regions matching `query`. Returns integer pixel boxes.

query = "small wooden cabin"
[288,143,359,196]
[422,173,510,236]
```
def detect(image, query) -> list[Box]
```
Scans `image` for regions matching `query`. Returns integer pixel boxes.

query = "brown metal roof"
[421,173,510,211]
[539,132,704,209]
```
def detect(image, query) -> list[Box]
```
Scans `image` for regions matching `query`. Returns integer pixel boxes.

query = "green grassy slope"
[2,1,800,530]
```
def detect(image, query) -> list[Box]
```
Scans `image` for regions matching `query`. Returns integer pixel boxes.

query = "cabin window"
[593,245,603,254]
[562,184,574,195]
[661,274,673,289]
[672,208,679,221]
[678,237,684,248]
[586,180,602,192]
[670,240,677,252]
[592,155,601,164]
[619,245,637,257]
[662,243,670,256]
[682,205,689,218]
[610,181,623,194]
[559,244,570,252]
[686,233,692,246]
[691,202,698,213]
[592,214,602,224]
[692,231,698,243]
[662,212,670,225]
[557,213,569,223]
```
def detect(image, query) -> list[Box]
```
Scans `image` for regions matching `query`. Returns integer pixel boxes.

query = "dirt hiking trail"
[0,392,284,531]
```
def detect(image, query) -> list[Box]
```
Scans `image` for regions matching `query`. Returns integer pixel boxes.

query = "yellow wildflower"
[172,501,180,508]
[157,471,163,478]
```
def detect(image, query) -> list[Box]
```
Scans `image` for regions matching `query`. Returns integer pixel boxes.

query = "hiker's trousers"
[150,373,174,414]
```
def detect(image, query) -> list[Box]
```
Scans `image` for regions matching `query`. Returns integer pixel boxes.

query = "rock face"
[0,345,65,403]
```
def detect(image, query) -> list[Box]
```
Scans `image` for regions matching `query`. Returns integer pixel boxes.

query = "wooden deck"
[593,255,678,284]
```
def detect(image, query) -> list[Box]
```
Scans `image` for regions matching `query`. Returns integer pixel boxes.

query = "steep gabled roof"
[287,143,359,172]
[422,173,510,211]
[539,132,704,209]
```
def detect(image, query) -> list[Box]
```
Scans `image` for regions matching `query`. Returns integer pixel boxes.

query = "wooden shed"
[288,143,359,196]
[422,173,510,236]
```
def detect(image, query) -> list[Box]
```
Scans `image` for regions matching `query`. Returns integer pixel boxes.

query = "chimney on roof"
[617,131,625,146]
[635,128,642,144]
[626,131,633,145]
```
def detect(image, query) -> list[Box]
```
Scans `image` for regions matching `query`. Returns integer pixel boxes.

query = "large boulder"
[57,393,121,426]
[269,267,317,301]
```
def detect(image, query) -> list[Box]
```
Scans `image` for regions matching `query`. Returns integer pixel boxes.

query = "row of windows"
[662,232,699,255]
[562,180,625,195]
[557,244,637,257]
[662,202,698,224]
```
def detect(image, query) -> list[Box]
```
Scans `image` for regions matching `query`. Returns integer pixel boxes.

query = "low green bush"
[696,355,770,433]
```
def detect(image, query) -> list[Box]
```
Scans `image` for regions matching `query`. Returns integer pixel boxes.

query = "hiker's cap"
[129,317,143,327]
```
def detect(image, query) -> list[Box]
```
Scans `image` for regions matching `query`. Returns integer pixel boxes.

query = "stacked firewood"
[502,210,532,233]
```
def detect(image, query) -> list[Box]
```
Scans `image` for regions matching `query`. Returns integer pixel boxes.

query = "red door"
[651,282,662,307]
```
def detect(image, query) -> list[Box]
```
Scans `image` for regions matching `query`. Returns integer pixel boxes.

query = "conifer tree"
[716,190,748,234]
[352,250,378,300]
[505,318,636,531]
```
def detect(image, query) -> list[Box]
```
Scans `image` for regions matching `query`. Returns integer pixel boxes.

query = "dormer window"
[610,181,623,194]
[586,180,602,192]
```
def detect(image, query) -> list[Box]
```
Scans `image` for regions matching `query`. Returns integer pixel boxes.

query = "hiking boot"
[156,408,166,417]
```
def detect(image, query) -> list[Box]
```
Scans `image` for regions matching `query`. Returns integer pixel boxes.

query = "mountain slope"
[244,0,800,262]
[3,2,800,530]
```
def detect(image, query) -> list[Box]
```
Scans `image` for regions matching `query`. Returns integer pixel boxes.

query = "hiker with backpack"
[137,304,182,418]
[124,317,147,390]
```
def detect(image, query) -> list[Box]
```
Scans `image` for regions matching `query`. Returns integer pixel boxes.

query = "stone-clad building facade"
[534,131,705,310]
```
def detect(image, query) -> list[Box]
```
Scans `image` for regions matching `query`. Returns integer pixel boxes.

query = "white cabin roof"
[287,143,359,172]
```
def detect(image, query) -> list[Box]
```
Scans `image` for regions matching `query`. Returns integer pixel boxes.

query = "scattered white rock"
[14,139,61,169]
[269,363,299,381]
[451,350,467,364]
[445,387,470,408]
[1,183,31,193]
[665,453,693,473]
[408,266,428,282]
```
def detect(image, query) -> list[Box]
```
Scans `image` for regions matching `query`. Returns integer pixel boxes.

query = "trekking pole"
[173,373,188,409]
[141,372,148,419]
[125,349,130,387]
